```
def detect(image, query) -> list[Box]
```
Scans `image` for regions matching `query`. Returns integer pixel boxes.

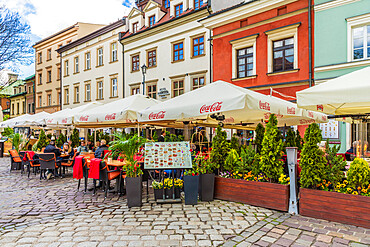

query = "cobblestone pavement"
[0,158,369,246]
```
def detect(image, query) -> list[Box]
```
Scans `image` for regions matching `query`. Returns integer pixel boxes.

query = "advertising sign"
[144,141,192,170]
[319,120,339,139]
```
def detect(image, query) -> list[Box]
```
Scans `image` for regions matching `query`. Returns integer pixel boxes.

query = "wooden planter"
[300,188,370,228]
[214,176,289,211]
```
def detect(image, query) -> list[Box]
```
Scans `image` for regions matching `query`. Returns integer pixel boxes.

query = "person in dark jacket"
[44,141,61,179]
[94,139,109,159]
[158,131,166,142]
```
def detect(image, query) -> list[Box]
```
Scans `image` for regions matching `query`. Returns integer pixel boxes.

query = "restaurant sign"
[144,141,192,170]
[158,88,170,99]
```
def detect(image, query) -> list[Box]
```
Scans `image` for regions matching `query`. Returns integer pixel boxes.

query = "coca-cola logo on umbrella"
[317,104,324,111]
[47,119,52,124]
[105,113,116,121]
[287,107,296,115]
[259,101,271,111]
[149,111,166,120]
[79,115,89,122]
[200,102,222,114]
[61,118,67,124]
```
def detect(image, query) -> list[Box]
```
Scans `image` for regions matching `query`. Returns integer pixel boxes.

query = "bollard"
[286,147,298,215]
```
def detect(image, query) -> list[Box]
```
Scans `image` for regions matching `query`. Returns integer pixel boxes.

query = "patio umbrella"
[74,94,159,128]
[296,66,370,115]
[0,114,32,128]
[20,111,51,126]
[138,80,328,128]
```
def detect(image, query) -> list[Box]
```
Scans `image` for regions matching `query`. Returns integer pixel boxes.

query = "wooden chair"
[26,151,40,178]
[9,149,22,172]
[38,153,58,180]
[19,151,27,174]
[77,157,89,193]
[97,160,120,198]
[60,152,77,176]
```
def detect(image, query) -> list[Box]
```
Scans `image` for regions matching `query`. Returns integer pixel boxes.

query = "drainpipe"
[207,1,213,83]
[308,0,313,87]
[119,32,125,98]
[60,54,63,110]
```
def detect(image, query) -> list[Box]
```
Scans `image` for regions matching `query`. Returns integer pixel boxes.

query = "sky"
[0,0,135,79]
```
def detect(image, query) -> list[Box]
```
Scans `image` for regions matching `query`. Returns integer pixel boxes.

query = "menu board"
[320,120,339,139]
[144,142,192,170]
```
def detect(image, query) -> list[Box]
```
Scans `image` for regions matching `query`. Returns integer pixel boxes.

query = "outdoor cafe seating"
[38,153,58,180]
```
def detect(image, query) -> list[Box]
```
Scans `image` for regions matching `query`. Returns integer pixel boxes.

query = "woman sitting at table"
[76,140,89,154]
[62,143,74,159]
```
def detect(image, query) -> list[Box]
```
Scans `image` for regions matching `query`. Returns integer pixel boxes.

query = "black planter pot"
[126,176,142,207]
[200,173,215,201]
[184,175,199,205]
[165,188,181,199]
[154,188,163,200]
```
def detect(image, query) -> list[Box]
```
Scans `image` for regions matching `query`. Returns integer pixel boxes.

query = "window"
[47,94,51,106]
[28,103,31,113]
[47,49,52,60]
[23,101,26,114]
[193,36,204,57]
[147,83,157,99]
[47,70,52,82]
[194,0,203,10]
[57,66,61,80]
[58,92,61,105]
[175,4,183,17]
[132,55,140,71]
[273,37,294,72]
[64,88,69,104]
[65,60,69,76]
[173,42,184,61]
[111,43,117,62]
[37,52,42,63]
[172,80,184,97]
[11,104,14,115]
[85,84,91,101]
[147,50,156,67]
[38,95,42,107]
[111,78,118,97]
[131,85,140,95]
[74,86,80,103]
[352,25,370,60]
[164,0,170,8]
[192,76,205,90]
[149,15,156,27]
[133,22,138,34]
[17,103,19,115]
[74,57,79,73]
[85,52,91,70]
[38,73,42,85]
[97,81,103,99]
[237,47,254,78]
[97,48,103,66]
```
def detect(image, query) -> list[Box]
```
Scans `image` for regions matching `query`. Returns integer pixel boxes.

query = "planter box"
[200,173,215,201]
[184,175,199,205]
[214,176,289,211]
[126,176,142,208]
[300,188,370,228]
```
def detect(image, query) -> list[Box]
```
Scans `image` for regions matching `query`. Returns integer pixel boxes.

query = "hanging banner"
[144,141,192,170]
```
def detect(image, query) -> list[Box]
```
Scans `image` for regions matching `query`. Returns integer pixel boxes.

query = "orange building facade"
[201,0,314,101]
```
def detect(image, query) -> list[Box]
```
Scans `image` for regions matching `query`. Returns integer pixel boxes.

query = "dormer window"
[133,22,138,33]
[194,0,203,10]
[164,0,170,8]
[149,15,156,27]
[175,3,183,17]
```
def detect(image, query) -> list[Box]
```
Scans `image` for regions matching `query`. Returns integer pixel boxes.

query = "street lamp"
[141,64,147,95]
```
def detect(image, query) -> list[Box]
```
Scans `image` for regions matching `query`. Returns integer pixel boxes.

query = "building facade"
[314,0,370,152]
[9,80,27,118]
[58,20,127,108]
[33,22,105,113]
[120,0,212,100]
[25,75,35,114]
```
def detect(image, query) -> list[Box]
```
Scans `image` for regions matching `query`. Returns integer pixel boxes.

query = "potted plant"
[183,165,200,205]
[152,180,163,200]
[164,178,183,199]
[9,133,23,152]
[109,133,146,207]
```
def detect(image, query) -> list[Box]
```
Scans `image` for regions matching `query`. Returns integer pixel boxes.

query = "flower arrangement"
[153,178,184,189]
[335,180,370,197]
[152,180,163,189]
[278,174,290,185]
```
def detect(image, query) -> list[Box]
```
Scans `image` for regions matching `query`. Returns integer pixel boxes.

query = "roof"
[0,80,26,96]
[201,0,257,20]
[120,3,208,40]
[33,24,77,47]
[57,19,126,54]
[24,75,35,81]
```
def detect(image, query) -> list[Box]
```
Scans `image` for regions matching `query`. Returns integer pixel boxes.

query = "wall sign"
[158,88,170,99]
[319,120,339,139]
[144,141,192,170]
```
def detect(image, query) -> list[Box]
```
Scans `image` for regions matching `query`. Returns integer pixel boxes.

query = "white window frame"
[74,86,80,103]
[230,34,257,79]
[347,13,370,62]
[85,84,91,101]
[38,96,42,107]
[97,81,103,99]
[74,57,79,73]
[111,78,118,97]
[64,88,69,104]
[47,94,51,106]
[86,52,91,70]
[111,43,117,62]
[265,23,299,73]
[97,48,103,66]
[65,60,69,76]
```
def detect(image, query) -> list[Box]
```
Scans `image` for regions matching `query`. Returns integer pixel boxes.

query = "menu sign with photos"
[319,120,339,139]
[144,141,192,170]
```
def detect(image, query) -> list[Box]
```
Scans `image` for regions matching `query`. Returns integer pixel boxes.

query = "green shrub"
[210,126,230,171]
[347,158,370,189]
[70,128,80,148]
[285,128,296,148]
[2,127,13,137]
[299,123,327,189]
[259,114,284,183]
[224,149,239,172]
[254,123,265,154]
[325,142,346,186]
[56,133,67,148]
[36,129,49,151]
[230,135,240,154]
[295,130,303,151]
[237,145,256,174]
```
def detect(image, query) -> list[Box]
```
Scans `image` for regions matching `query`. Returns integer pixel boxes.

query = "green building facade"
[314,0,370,153]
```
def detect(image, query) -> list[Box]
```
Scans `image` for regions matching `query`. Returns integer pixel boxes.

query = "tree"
[254,123,265,154]
[36,129,48,151]
[285,128,296,148]
[299,123,327,189]
[0,7,33,73]
[70,128,80,148]
[295,130,303,151]
[259,114,284,182]
[56,133,67,148]
[2,127,13,137]
[210,126,230,171]
[230,134,240,154]
[324,142,346,186]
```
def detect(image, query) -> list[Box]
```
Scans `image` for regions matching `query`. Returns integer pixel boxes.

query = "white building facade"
[120,0,212,101]
[58,20,127,108]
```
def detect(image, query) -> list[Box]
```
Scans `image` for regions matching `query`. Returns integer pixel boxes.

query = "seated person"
[76,140,89,154]
[61,142,74,159]
[94,139,109,159]
[93,141,100,152]
[345,141,356,161]
[44,140,61,179]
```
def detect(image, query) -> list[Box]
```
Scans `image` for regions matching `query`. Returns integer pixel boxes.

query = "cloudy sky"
[0,0,135,78]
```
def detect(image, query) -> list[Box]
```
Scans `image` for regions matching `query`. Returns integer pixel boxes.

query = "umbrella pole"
[137,123,140,137]
[94,128,97,144]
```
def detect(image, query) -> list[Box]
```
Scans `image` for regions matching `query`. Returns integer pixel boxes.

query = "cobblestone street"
[0,158,369,247]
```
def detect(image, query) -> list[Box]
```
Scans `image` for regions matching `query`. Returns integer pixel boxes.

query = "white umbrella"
[138,80,327,127]
[21,111,51,126]
[45,108,72,125]
[296,66,370,115]
[0,114,32,128]
[74,94,159,127]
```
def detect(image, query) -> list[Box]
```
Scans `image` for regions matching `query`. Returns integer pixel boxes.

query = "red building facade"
[201,0,314,101]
